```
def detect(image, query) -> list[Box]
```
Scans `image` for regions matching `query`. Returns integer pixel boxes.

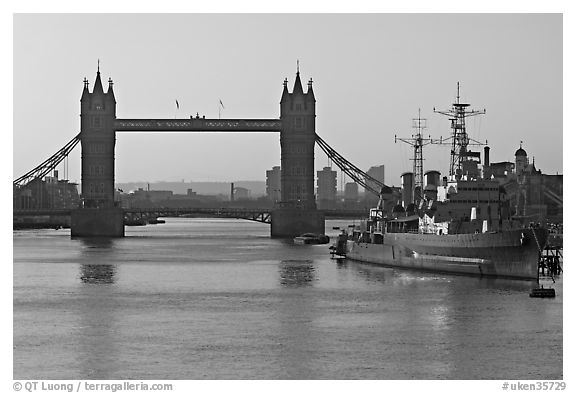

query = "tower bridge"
[14,65,391,238]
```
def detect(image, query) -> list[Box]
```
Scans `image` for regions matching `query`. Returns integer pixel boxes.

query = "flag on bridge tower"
[218,99,225,119]
[174,99,180,119]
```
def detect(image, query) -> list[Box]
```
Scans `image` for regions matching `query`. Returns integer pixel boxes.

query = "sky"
[13,13,563,187]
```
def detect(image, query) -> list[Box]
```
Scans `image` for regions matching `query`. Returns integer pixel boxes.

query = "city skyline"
[13,14,562,188]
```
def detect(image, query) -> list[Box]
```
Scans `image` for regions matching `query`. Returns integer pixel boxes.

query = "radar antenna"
[433,82,487,179]
[395,109,438,203]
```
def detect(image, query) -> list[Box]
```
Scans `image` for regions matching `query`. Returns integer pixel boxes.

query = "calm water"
[13,218,562,379]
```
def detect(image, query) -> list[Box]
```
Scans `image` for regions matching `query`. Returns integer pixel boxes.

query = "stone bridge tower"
[79,67,116,208]
[71,66,124,237]
[271,68,325,237]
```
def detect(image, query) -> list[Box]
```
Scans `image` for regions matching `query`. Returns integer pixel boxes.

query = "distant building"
[364,164,385,204]
[365,165,385,190]
[515,145,529,175]
[118,187,222,208]
[477,143,561,223]
[344,182,359,202]
[316,167,337,209]
[131,188,173,202]
[266,166,281,202]
[509,144,562,222]
[13,171,80,209]
[234,187,251,200]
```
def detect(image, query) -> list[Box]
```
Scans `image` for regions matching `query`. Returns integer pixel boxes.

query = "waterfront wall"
[13,215,71,230]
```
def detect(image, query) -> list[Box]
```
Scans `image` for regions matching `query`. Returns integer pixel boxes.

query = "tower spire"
[81,77,90,101]
[292,62,303,95]
[93,62,104,95]
[307,77,315,101]
[280,77,290,103]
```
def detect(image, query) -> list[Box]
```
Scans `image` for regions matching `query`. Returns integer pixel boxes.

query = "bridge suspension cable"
[315,133,392,197]
[14,133,81,187]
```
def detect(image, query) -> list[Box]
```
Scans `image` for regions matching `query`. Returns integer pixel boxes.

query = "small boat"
[294,233,330,245]
[148,217,166,224]
[529,287,556,298]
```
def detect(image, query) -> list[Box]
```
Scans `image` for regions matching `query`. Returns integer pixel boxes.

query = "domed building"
[511,144,562,222]
[483,142,562,223]
[515,143,528,174]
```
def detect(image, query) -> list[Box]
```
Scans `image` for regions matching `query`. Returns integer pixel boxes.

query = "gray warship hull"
[345,227,547,280]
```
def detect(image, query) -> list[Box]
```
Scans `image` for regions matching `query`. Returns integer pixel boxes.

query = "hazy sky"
[13,13,562,187]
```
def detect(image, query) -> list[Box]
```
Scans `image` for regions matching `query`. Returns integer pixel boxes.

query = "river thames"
[13,218,562,379]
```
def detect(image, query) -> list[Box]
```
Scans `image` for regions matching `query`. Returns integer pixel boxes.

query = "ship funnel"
[401,172,414,208]
[482,146,492,179]
[423,170,440,201]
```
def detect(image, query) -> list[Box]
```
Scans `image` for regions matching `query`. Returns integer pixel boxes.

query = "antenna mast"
[433,82,486,179]
[395,109,436,203]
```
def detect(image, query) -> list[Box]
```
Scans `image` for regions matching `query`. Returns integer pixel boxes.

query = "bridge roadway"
[13,207,369,225]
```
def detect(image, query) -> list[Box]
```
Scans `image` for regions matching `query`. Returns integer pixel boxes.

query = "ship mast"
[433,82,487,179]
[395,109,436,203]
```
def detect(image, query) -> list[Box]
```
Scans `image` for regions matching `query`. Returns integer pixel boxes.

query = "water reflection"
[79,264,116,285]
[76,264,119,379]
[339,259,395,284]
[279,259,316,287]
[341,259,534,292]
[276,259,318,378]
[76,237,116,249]
[73,237,117,262]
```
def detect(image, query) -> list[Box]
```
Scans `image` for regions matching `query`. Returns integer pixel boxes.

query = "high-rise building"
[344,182,359,202]
[364,165,385,204]
[316,166,337,209]
[266,166,281,202]
[365,165,385,192]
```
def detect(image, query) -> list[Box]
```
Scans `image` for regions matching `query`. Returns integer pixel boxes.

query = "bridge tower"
[271,67,325,237]
[71,66,124,237]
